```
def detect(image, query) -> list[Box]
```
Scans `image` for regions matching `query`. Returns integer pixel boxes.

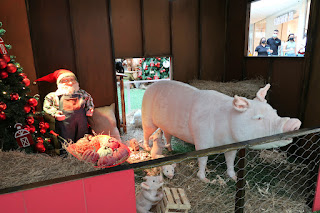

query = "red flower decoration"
[36,137,44,143]
[0,71,8,79]
[2,54,10,63]
[23,125,31,132]
[10,93,19,101]
[29,125,36,133]
[26,116,34,125]
[19,73,27,79]
[40,128,46,134]
[44,122,50,129]
[0,102,7,111]
[24,105,31,113]
[39,122,45,129]
[0,111,6,120]
[0,58,7,69]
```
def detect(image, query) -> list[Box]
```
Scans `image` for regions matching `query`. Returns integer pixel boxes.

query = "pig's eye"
[252,115,264,120]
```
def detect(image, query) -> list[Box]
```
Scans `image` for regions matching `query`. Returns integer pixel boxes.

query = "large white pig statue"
[141,80,301,182]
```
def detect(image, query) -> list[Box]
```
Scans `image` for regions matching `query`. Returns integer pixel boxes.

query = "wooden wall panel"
[303,0,320,127]
[172,0,199,82]
[224,0,248,81]
[143,0,170,56]
[0,0,38,96]
[111,0,143,58]
[245,58,269,80]
[69,0,115,107]
[27,0,76,101]
[269,59,304,118]
[200,0,225,81]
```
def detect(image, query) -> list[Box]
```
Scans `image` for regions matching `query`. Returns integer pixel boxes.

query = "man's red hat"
[35,69,77,84]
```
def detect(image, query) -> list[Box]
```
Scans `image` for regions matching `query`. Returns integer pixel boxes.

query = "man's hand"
[86,108,94,116]
[55,111,66,121]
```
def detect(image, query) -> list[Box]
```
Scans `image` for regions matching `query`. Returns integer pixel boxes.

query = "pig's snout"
[283,118,301,132]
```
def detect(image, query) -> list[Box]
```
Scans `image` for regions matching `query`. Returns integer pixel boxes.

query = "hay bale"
[0,150,98,189]
[189,79,265,99]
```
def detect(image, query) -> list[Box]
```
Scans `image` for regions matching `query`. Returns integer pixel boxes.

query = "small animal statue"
[153,154,177,179]
[142,81,301,182]
[129,138,140,152]
[130,110,142,128]
[149,128,171,158]
[136,175,164,213]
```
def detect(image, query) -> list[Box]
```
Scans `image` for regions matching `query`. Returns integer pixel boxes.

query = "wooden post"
[235,148,247,213]
[116,73,127,133]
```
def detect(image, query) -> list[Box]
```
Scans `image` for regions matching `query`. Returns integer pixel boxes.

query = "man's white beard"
[56,82,80,96]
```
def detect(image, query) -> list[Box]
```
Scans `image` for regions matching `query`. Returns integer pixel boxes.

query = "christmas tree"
[0,22,53,153]
[138,57,170,80]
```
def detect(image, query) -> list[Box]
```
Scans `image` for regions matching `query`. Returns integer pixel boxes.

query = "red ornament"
[36,137,44,143]
[10,93,19,101]
[6,63,17,73]
[0,58,7,69]
[40,128,46,134]
[0,102,7,111]
[19,73,27,79]
[1,54,10,63]
[142,58,145,60]
[147,77,152,80]
[26,116,34,125]
[22,78,30,86]
[14,123,34,147]
[154,75,159,80]
[35,143,46,153]
[0,111,6,120]
[29,125,36,133]
[150,62,154,67]
[24,105,31,113]
[0,71,8,79]
[27,98,38,107]
[139,59,142,64]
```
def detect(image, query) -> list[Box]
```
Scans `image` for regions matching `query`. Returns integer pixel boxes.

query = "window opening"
[248,0,311,57]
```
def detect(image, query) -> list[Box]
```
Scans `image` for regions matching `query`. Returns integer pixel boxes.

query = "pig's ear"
[255,84,270,102]
[141,182,150,190]
[233,95,250,112]
[172,163,177,168]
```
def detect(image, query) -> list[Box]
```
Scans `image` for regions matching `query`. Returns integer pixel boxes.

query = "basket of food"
[63,134,130,168]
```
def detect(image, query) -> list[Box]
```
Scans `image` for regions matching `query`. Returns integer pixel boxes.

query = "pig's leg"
[224,150,237,181]
[143,125,158,151]
[163,131,172,151]
[194,138,212,183]
[197,156,210,183]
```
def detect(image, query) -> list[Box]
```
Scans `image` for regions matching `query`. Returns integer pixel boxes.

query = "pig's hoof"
[143,145,151,151]
[198,177,210,183]
[197,172,210,183]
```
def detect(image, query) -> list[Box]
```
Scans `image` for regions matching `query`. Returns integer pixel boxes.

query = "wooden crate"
[156,187,191,213]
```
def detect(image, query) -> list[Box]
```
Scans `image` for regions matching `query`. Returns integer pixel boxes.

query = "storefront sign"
[274,11,294,25]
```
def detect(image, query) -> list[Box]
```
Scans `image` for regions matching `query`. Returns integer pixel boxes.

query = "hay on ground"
[189,79,265,99]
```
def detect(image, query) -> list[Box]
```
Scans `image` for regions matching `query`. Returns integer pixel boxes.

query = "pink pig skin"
[142,80,301,182]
